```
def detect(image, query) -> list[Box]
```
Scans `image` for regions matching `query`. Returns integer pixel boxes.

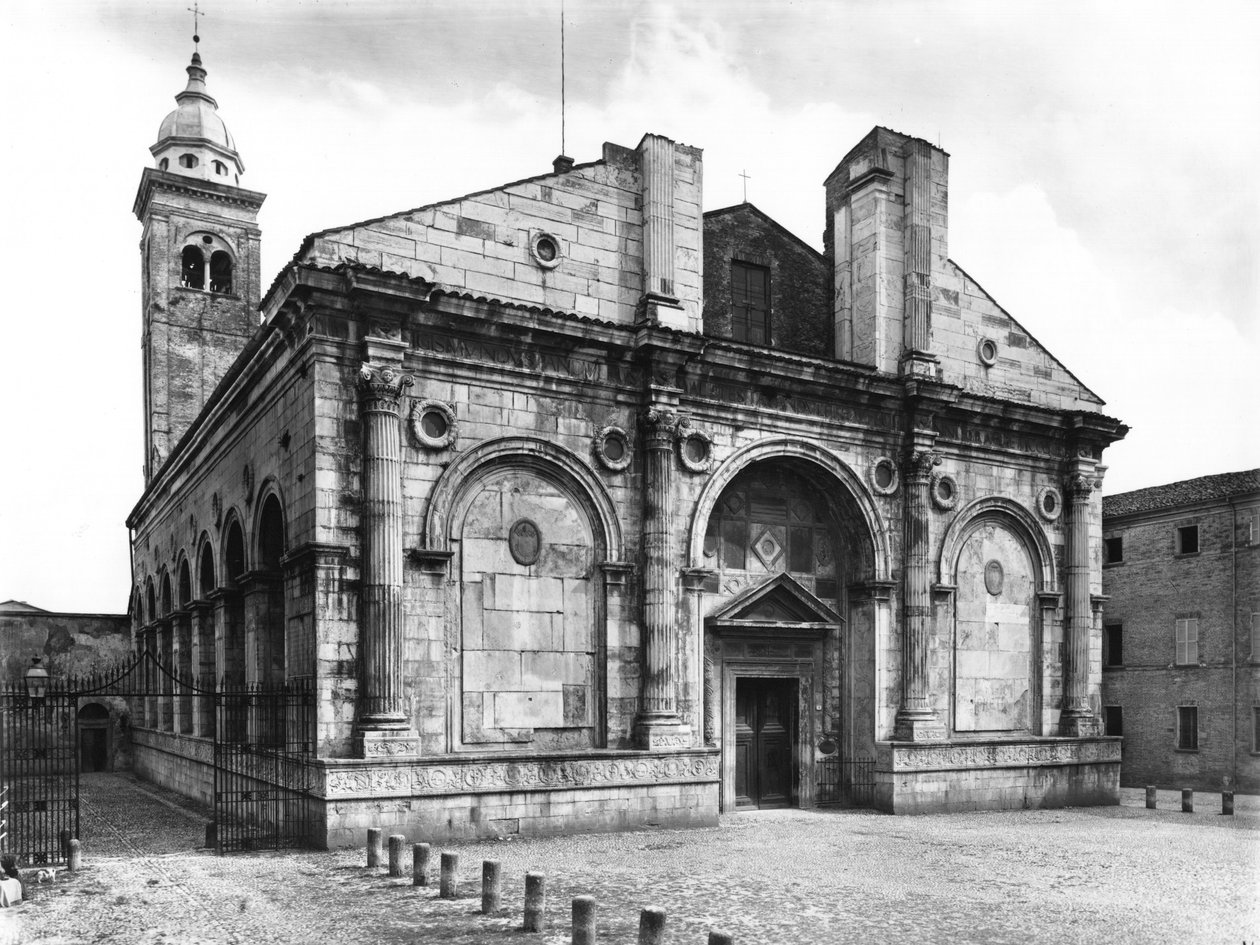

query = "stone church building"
[127,47,1127,845]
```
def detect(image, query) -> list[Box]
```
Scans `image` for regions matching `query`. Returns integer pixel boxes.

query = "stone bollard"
[440,852,459,899]
[572,895,597,945]
[638,906,666,945]
[205,821,217,849]
[387,834,406,878]
[708,932,735,945]
[413,843,431,886]
[366,827,382,868]
[482,860,502,914]
[1145,785,1157,809]
[523,872,547,932]
[66,838,82,872]
[1223,791,1235,816]
[1181,788,1194,813]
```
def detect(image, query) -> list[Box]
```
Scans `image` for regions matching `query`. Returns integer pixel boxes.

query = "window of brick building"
[1252,614,1260,663]
[1253,707,1260,753]
[1104,624,1124,667]
[1175,617,1199,665]
[730,261,770,345]
[1104,706,1123,737]
[1176,524,1199,555]
[1177,706,1198,751]
[1104,536,1124,565]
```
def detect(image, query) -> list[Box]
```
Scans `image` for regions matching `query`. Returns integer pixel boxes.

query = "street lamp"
[24,656,50,704]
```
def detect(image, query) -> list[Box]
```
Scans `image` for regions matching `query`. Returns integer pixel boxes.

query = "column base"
[1059,711,1100,737]
[353,728,421,759]
[893,710,947,742]
[633,715,692,750]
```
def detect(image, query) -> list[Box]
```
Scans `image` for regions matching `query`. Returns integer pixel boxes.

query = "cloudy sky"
[1,0,1256,612]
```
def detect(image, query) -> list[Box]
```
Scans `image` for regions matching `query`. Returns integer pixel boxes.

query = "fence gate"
[816,755,876,808]
[0,652,316,864]
[213,679,316,853]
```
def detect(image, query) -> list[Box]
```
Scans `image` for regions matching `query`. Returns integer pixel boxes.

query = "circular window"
[977,337,999,366]
[931,472,958,510]
[409,400,458,451]
[1037,485,1063,522]
[508,519,542,567]
[530,232,563,269]
[201,235,213,244]
[870,457,899,496]
[592,425,632,471]
[677,430,713,473]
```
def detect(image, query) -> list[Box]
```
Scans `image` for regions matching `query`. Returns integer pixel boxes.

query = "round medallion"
[869,457,899,496]
[931,472,958,510]
[984,559,1005,596]
[592,425,632,471]
[409,400,458,451]
[677,430,713,473]
[1036,485,1063,522]
[508,519,542,566]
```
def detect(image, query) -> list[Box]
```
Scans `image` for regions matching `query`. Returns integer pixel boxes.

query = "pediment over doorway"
[705,573,841,636]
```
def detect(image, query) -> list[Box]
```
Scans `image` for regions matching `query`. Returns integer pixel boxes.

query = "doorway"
[77,702,111,773]
[734,677,797,809]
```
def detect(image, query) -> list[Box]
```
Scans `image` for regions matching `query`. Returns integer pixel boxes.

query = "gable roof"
[0,600,48,614]
[706,573,841,625]
[1103,469,1260,518]
[703,202,826,261]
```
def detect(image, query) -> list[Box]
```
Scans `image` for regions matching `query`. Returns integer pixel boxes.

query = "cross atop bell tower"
[134,36,266,483]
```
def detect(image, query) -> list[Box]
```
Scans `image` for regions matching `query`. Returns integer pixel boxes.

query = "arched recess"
[937,496,1055,592]
[144,578,156,625]
[159,570,173,616]
[255,490,287,571]
[252,490,288,691]
[218,511,249,691]
[424,436,624,560]
[77,702,112,773]
[222,512,247,585]
[424,436,623,752]
[176,556,193,608]
[938,495,1055,736]
[688,438,889,581]
[197,533,216,597]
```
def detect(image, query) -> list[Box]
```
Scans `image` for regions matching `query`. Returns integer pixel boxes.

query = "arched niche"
[222,512,247,585]
[197,534,216,597]
[937,496,1055,592]
[255,490,286,572]
[177,557,193,608]
[687,438,888,582]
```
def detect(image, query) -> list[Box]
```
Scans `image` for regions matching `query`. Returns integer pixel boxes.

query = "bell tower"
[134,40,265,483]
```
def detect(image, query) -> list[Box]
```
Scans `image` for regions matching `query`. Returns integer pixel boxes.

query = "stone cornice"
[133,166,266,221]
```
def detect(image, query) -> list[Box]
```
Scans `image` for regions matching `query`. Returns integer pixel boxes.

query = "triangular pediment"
[706,573,841,626]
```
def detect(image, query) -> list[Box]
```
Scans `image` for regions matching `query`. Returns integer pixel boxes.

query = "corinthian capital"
[641,406,689,447]
[1064,472,1098,499]
[358,364,415,412]
[902,448,941,483]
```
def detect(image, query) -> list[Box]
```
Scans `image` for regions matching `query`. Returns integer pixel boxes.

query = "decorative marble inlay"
[508,519,542,566]
[984,559,1005,596]
[890,740,1120,771]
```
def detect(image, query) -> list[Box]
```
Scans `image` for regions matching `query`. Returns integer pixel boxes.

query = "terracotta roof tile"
[1103,469,1260,517]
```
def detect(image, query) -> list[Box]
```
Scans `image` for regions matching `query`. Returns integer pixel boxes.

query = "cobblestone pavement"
[1,774,1256,945]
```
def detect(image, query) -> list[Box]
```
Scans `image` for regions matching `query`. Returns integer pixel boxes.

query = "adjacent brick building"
[1100,470,1260,793]
[124,46,1130,847]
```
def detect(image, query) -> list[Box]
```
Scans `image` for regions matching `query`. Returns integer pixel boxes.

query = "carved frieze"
[321,751,720,799]
[889,739,1121,772]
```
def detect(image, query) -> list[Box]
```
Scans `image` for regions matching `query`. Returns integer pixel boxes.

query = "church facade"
[127,50,1127,846]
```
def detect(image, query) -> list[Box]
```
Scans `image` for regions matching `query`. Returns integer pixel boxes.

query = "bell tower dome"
[134,43,266,483]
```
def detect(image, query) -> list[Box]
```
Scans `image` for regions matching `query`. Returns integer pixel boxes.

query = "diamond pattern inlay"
[752,528,784,569]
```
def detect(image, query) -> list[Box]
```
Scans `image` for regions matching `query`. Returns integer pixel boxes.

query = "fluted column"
[893,448,945,741]
[1060,472,1098,736]
[634,403,690,749]
[354,363,420,758]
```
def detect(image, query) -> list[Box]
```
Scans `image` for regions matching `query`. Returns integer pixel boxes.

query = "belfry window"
[213,160,228,176]
[159,157,169,171]
[181,246,205,289]
[178,153,199,169]
[731,261,770,345]
[209,251,233,294]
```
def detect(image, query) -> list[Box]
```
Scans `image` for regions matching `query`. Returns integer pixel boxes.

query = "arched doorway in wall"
[254,494,287,689]
[77,702,111,773]
[697,454,880,812]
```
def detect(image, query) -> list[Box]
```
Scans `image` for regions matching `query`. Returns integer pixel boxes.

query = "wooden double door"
[734,677,797,809]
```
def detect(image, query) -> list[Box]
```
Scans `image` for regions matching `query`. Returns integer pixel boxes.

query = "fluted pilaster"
[894,448,946,740]
[1060,472,1098,735]
[354,364,419,756]
[641,135,677,303]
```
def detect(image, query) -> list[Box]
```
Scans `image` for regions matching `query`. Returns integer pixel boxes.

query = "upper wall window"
[209,250,234,294]
[731,261,770,345]
[178,153,199,169]
[159,157,169,171]
[1175,617,1199,665]
[213,160,229,177]
[1104,624,1124,667]
[1104,536,1124,565]
[1176,524,1199,555]
[181,246,205,289]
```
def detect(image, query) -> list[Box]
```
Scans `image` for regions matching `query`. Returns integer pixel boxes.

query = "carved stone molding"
[869,457,900,496]
[641,406,689,448]
[211,492,222,527]
[1036,485,1063,521]
[592,424,633,472]
[320,750,720,799]
[409,399,458,450]
[902,448,941,484]
[242,463,255,506]
[680,567,714,592]
[930,471,958,510]
[888,738,1120,772]
[1064,473,1097,500]
[600,561,634,587]
[677,429,714,473]
[406,548,455,573]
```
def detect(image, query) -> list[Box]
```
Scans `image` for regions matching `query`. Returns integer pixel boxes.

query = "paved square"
[3,774,1255,944]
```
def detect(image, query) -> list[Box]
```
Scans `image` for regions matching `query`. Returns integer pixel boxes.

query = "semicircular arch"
[937,495,1056,592]
[686,437,890,582]
[423,436,624,561]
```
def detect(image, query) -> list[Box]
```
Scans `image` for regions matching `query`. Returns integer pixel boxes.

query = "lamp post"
[24,656,50,706]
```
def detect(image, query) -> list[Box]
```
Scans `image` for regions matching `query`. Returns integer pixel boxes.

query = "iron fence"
[816,755,875,808]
